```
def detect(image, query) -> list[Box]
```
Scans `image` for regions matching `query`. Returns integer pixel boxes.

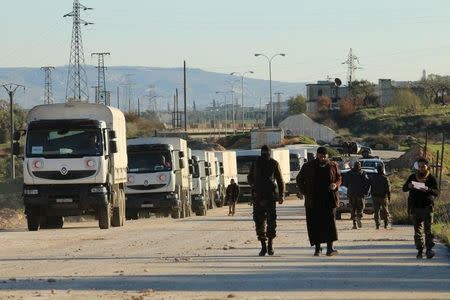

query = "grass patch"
[0,179,23,210]
[432,223,450,246]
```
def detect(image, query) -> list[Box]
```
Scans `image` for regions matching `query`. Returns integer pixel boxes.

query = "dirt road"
[1,198,449,300]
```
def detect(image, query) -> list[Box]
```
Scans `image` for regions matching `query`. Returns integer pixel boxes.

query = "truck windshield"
[237,155,258,174]
[290,154,301,171]
[128,151,172,173]
[26,128,103,158]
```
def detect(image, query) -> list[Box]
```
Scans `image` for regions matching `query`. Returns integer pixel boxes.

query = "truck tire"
[171,208,181,219]
[27,212,40,231]
[335,212,342,220]
[112,207,121,227]
[199,207,207,216]
[99,202,111,229]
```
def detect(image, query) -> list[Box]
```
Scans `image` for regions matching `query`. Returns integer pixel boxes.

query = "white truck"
[235,148,290,201]
[286,148,307,195]
[215,151,238,206]
[13,102,127,231]
[125,137,191,219]
[191,150,219,213]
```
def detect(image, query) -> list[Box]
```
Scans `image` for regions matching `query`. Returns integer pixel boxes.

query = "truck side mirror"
[220,166,224,174]
[205,167,210,176]
[12,142,20,156]
[179,151,185,158]
[109,140,118,154]
[13,131,21,141]
[189,165,194,175]
[179,158,185,169]
[109,130,117,140]
[188,158,193,165]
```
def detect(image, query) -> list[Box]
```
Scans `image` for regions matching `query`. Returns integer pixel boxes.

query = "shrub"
[339,98,356,117]
[317,96,332,112]
[392,89,422,114]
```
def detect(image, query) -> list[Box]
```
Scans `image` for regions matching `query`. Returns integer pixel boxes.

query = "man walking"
[370,164,391,229]
[403,157,439,259]
[248,145,285,256]
[343,161,370,229]
[296,147,341,256]
[226,179,240,216]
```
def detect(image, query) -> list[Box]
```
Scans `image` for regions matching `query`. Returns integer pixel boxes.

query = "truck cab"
[125,137,191,219]
[16,103,127,231]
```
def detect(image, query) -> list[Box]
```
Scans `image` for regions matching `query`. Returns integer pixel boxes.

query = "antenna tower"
[64,0,93,102]
[91,52,110,105]
[41,66,55,104]
[342,48,361,87]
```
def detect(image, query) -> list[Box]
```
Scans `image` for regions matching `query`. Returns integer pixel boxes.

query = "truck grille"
[32,170,96,180]
[127,184,166,190]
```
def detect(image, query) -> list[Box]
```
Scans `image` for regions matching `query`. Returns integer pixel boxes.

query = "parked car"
[336,168,376,220]
[359,158,386,173]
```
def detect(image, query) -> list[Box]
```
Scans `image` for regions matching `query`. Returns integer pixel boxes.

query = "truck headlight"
[24,189,39,195]
[90,186,107,193]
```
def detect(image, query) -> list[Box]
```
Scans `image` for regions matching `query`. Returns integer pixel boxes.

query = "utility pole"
[41,66,55,104]
[342,48,361,88]
[1,84,25,180]
[91,52,110,105]
[64,0,93,102]
[183,60,187,131]
[274,92,283,124]
[116,86,120,109]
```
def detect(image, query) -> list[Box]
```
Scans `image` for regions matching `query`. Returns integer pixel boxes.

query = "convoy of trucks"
[14,102,127,231]
[15,102,378,231]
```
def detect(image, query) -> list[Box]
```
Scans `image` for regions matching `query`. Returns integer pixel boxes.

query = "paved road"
[1,198,449,299]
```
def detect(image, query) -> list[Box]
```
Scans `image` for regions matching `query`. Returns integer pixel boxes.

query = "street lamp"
[254,53,286,128]
[230,71,254,129]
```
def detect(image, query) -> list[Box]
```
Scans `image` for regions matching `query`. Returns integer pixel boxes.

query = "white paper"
[412,181,426,190]
[31,146,43,154]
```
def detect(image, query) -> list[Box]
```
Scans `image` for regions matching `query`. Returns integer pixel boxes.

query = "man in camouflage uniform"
[248,145,285,256]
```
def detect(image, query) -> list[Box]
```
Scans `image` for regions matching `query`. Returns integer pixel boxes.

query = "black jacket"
[342,169,370,198]
[226,183,240,202]
[370,173,391,198]
[248,157,284,199]
[402,173,438,209]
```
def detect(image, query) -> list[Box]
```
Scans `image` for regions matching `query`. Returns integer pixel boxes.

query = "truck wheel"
[27,212,40,231]
[99,203,111,229]
[336,212,342,220]
[112,206,121,227]
[171,208,181,219]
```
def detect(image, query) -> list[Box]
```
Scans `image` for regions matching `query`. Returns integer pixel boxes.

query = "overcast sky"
[1,0,449,83]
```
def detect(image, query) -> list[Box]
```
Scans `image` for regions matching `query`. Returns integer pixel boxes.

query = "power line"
[64,0,93,102]
[91,52,110,105]
[342,48,362,87]
[41,66,55,104]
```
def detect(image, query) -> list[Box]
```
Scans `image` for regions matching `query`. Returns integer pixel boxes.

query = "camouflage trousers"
[349,196,365,221]
[253,200,277,242]
[413,206,435,251]
[372,196,390,226]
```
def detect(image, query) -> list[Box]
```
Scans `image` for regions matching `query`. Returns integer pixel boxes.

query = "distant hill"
[0,66,306,110]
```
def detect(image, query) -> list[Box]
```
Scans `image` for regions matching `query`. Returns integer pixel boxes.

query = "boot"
[314,244,322,256]
[352,221,357,230]
[259,240,267,256]
[384,221,389,229]
[426,249,435,259]
[357,218,362,228]
[267,239,274,256]
[326,242,338,256]
[376,224,380,230]
[416,249,423,259]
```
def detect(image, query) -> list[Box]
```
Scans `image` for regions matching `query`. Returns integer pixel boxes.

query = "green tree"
[392,88,422,114]
[350,80,378,107]
[287,95,306,115]
[0,100,26,143]
[418,74,450,106]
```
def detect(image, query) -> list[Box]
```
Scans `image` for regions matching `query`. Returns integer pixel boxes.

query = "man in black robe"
[296,147,342,256]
